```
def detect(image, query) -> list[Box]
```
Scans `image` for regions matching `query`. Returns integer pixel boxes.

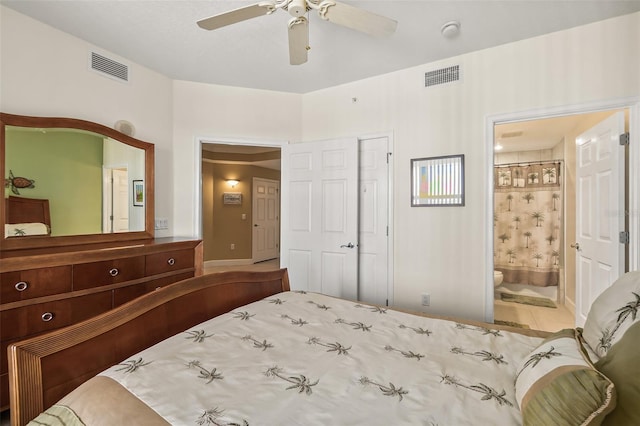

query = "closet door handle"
[570,243,580,251]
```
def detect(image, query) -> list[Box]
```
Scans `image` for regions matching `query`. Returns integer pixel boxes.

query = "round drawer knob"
[167,258,175,266]
[15,281,29,292]
[109,268,119,277]
[41,312,54,322]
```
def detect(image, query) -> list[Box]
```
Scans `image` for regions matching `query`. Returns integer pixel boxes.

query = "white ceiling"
[3,0,640,94]
[495,115,583,153]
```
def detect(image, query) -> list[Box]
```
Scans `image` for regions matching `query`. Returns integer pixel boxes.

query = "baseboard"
[204,259,253,268]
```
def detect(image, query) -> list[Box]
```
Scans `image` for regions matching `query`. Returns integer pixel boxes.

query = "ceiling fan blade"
[197,2,276,31]
[318,1,397,37]
[288,17,309,65]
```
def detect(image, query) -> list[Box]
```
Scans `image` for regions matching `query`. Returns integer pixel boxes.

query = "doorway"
[489,106,634,331]
[201,142,282,267]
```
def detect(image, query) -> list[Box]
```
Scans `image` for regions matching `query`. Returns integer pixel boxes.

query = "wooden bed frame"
[7,269,290,426]
[5,195,51,233]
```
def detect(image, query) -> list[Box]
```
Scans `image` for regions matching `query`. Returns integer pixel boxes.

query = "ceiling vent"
[500,131,524,138]
[425,65,460,88]
[90,51,129,82]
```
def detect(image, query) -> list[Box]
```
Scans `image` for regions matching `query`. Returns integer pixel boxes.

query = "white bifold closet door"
[281,138,359,300]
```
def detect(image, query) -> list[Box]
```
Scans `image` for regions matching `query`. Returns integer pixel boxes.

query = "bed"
[8,269,640,426]
[4,196,51,238]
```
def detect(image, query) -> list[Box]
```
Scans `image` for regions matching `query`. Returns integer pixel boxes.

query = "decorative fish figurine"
[5,170,35,195]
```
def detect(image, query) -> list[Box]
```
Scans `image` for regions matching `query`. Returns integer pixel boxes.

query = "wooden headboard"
[5,196,51,227]
[8,269,291,426]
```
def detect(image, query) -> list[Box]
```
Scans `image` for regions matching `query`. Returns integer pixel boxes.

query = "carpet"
[494,319,531,329]
[500,293,557,308]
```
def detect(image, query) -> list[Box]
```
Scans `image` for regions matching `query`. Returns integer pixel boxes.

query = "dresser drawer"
[73,256,145,290]
[146,249,194,276]
[1,266,72,303]
[113,272,194,307]
[0,291,112,340]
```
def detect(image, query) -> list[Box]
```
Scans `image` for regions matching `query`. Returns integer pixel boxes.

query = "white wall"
[171,81,302,237]
[0,6,175,236]
[301,12,640,320]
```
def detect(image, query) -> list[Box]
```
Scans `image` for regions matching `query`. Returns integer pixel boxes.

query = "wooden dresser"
[0,237,203,409]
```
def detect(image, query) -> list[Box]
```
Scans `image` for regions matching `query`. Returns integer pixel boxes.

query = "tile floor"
[493,282,574,332]
[494,299,575,332]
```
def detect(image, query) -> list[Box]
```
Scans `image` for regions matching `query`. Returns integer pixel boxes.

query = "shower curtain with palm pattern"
[494,162,562,286]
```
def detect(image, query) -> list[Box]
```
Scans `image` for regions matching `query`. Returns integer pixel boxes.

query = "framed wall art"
[411,154,465,207]
[223,192,242,205]
[133,180,144,207]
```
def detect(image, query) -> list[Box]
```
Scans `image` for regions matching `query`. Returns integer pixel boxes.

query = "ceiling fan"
[197,0,397,65]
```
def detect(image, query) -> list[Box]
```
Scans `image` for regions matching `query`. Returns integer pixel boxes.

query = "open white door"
[102,167,129,233]
[112,168,129,233]
[575,111,626,326]
[252,177,280,263]
[358,136,390,306]
[281,138,359,300]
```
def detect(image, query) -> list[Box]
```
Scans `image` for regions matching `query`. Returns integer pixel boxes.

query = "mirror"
[1,113,155,250]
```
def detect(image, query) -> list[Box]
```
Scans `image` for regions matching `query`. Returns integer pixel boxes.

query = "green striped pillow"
[514,329,616,426]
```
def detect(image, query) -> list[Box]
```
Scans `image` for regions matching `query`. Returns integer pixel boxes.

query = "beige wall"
[202,163,280,261]
[300,12,640,320]
[171,80,301,239]
[0,7,175,237]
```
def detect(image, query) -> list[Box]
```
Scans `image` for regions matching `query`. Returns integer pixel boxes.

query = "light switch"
[241,214,247,220]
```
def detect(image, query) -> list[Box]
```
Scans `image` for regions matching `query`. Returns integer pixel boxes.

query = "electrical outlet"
[230,243,235,250]
[421,293,430,306]
[154,218,169,230]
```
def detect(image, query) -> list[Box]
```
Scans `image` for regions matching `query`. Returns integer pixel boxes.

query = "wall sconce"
[226,179,239,188]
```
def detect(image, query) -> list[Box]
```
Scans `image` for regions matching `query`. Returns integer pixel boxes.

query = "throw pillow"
[515,329,616,426]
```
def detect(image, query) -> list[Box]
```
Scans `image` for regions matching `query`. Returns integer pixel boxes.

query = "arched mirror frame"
[1,112,155,250]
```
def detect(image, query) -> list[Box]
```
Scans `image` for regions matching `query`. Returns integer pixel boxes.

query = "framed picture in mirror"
[133,180,144,207]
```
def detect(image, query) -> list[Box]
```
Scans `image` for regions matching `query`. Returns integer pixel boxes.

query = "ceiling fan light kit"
[197,0,397,65]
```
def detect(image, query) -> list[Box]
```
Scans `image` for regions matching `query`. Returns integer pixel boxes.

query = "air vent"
[500,131,524,138]
[90,51,129,82]
[425,65,460,87]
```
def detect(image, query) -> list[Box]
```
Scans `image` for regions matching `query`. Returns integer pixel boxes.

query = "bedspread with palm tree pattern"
[99,291,545,425]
